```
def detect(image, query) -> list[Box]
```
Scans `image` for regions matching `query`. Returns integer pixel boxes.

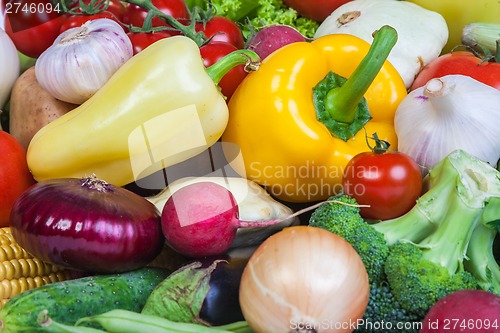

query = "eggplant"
[199,256,247,325]
[142,246,255,326]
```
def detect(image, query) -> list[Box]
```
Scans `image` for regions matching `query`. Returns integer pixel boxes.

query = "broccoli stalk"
[381,150,500,317]
[371,149,474,246]
[465,223,500,295]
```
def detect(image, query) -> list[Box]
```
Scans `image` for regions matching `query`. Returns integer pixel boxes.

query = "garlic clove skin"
[395,74,500,169]
[35,19,133,105]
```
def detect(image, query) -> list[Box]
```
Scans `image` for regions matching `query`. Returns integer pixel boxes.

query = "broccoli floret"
[309,194,389,283]
[384,242,479,318]
[308,196,421,331]
[355,280,420,333]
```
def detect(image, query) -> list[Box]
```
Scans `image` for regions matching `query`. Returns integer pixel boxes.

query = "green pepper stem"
[326,25,398,123]
[121,0,206,46]
[206,49,261,85]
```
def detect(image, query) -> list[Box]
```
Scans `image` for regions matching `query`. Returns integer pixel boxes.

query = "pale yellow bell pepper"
[27,36,255,187]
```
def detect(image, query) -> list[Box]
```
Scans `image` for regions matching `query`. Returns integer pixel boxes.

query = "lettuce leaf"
[187,0,319,38]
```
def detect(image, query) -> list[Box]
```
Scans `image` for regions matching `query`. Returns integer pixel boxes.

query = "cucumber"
[0,267,171,333]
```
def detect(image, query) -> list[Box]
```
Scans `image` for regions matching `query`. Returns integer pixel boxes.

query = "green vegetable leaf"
[185,0,208,11]
[207,0,319,38]
[313,71,371,142]
[141,261,221,324]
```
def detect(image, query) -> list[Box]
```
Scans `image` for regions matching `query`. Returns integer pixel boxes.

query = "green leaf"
[141,261,221,324]
[313,71,371,142]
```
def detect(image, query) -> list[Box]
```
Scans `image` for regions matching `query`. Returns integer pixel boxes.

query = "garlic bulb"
[35,18,132,104]
[314,0,448,88]
[395,74,500,169]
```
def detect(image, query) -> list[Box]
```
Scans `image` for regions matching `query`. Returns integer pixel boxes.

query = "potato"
[9,66,77,150]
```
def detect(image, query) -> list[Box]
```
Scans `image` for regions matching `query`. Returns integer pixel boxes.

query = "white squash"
[148,176,299,248]
[314,0,448,88]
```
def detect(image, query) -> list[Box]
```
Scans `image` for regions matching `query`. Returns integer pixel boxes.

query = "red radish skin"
[246,25,307,60]
[421,290,500,333]
[161,182,335,258]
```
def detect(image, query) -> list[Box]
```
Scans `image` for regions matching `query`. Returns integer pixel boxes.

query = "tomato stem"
[121,0,207,46]
[366,132,390,155]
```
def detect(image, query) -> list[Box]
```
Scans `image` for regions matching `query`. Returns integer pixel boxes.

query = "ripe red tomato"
[68,0,125,18]
[0,131,35,227]
[411,51,500,91]
[342,147,423,220]
[200,42,249,101]
[60,11,123,33]
[195,16,244,49]
[3,0,66,58]
[122,0,190,28]
[282,0,352,22]
[127,31,172,54]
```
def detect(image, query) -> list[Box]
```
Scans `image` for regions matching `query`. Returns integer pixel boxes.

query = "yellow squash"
[222,26,407,203]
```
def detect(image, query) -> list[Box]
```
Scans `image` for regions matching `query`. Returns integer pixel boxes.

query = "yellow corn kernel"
[0,227,75,308]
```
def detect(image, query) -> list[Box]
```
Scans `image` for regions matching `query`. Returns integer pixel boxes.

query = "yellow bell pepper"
[27,36,258,187]
[222,26,407,203]
[407,0,500,53]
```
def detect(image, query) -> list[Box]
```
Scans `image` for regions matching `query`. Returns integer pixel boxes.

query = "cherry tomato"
[195,16,244,49]
[283,0,352,22]
[3,0,66,58]
[200,42,248,101]
[60,11,123,33]
[411,51,500,91]
[127,31,172,54]
[0,131,36,227]
[342,144,423,220]
[122,0,190,28]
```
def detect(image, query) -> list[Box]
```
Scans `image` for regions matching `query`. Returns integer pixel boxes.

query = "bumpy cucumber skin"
[0,267,171,333]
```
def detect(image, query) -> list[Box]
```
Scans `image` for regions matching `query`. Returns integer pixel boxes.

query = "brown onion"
[10,175,164,273]
[239,226,369,333]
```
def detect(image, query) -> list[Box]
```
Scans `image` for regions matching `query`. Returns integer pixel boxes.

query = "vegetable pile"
[310,149,500,331]
[0,0,499,332]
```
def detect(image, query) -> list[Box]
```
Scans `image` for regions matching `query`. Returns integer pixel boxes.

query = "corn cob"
[0,227,74,307]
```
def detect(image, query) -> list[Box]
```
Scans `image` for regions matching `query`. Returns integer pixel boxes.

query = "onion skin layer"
[10,177,164,273]
[240,226,369,333]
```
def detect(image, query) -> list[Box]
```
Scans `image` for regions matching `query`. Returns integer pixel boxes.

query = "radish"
[161,182,331,258]
[246,25,307,60]
[421,289,500,333]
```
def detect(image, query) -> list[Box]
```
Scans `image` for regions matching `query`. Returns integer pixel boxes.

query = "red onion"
[10,175,164,273]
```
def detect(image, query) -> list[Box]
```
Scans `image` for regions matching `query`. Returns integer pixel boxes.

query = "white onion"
[240,226,369,333]
[35,18,132,104]
[395,74,500,169]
